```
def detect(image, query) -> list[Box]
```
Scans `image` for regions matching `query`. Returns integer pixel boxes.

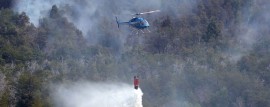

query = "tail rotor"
[115,17,120,28]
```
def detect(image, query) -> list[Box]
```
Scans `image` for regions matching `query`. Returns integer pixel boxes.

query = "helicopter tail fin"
[115,17,120,28]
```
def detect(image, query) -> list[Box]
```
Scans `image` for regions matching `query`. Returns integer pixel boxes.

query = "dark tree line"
[0,0,13,9]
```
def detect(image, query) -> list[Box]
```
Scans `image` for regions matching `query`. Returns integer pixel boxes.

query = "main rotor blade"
[132,10,160,15]
[140,10,160,14]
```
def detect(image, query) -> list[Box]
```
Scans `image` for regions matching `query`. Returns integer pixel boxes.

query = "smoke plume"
[52,82,143,107]
[13,0,197,34]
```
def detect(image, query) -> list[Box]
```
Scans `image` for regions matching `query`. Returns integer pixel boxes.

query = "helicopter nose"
[145,22,150,27]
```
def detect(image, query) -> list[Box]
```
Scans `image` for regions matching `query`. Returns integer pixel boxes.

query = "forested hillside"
[1,0,270,107]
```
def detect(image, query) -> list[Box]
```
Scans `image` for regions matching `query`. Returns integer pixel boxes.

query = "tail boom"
[115,17,129,28]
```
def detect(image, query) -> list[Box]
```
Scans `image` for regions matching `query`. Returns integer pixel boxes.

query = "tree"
[15,72,41,107]
[16,12,30,26]
[0,0,13,9]
[50,5,60,19]
[202,20,221,42]
[0,88,11,107]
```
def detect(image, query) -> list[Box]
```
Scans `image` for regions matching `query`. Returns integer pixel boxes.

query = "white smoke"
[13,0,198,34]
[12,0,199,48]
[13,0,65,26]
[227,0,270,62]
[52,82,143,107]
[134,88,143,107]
[12,0,160,34]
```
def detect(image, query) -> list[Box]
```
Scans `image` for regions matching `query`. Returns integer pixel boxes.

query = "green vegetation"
[1,1,270,107]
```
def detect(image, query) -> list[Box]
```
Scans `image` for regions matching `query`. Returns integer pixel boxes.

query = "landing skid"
[130,28,151,35]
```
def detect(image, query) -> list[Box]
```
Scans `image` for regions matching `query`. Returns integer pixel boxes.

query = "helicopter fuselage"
[116,10,159,32]
[128,17,149,29]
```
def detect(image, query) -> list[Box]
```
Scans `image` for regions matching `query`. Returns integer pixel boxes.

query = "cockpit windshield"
[142,20,149,26]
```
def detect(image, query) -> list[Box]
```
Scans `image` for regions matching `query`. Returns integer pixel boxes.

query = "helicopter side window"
[139,21,144,26]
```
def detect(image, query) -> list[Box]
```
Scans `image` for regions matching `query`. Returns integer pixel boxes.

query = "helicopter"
[115,10,160,34]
